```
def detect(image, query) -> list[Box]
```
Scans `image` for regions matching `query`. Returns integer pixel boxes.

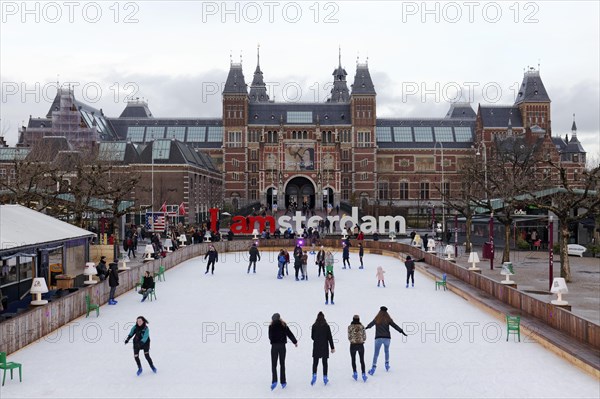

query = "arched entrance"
[285,176,315,210]
[266,187,278,210]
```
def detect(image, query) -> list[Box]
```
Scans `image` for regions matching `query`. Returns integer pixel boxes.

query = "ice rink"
[3,250,599,398]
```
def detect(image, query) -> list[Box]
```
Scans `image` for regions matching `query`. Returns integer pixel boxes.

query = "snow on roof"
[0,205,95,251]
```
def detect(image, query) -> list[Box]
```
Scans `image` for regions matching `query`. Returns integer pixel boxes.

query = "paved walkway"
[423,241,600,325]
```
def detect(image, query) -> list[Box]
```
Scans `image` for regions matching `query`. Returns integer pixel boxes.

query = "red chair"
[533,240,541,250]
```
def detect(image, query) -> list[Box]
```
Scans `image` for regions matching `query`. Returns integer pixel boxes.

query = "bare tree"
[524,160,600,281]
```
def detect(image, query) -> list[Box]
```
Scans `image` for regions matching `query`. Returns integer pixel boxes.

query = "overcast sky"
[1,1,598,162]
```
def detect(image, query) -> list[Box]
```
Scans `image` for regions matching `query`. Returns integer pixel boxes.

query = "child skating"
[376,266,386,287]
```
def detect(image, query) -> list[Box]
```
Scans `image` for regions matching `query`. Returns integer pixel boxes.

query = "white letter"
[360,215,377,234]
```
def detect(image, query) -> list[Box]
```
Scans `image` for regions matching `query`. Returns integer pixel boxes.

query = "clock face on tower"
[286,144,314,171]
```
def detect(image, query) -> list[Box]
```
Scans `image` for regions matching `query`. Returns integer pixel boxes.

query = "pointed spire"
[329,47,349,102]
[249,45,269,102]
[571,113,577,135]
[256,44,261,70]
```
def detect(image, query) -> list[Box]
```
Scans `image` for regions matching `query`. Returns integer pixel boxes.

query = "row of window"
[126,126,223,143]
[376,126,473,143]
[250,129,360,145]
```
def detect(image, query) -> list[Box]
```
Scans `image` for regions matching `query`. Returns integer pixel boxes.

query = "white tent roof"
[0,205,95,251]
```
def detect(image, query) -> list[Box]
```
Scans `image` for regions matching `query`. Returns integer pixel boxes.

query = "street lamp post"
[434,141,445,241]
[476,142,488,200]
[454,211,458,258]
[489,211,494,270]
[548,215,554,290]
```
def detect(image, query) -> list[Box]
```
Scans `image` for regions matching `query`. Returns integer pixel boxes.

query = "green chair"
[506,315,521,342]
[85,295,99,318]
[435,273,447,291]
[0,351,22,386]
[134,274,144,290]
[147,286,157,302]
[155,266,165,282]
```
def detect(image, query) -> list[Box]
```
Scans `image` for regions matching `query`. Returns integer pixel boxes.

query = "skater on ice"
[269,312,298,390]
[204,245,218,274]
[325,251,335,276]
[376,266,386,288]
[310,311,335,386]
[248,243,261,274]
[404,255,415,288]
[316,246,326,277]
[324,272,335,305]
[348,314,368,382]
[342,241,351,269]
[358,243,364,269]
[293,244,303,281]
[277,249,286,279]
[124,316,156,376]
[108,262,119,305]
[366,306,407,375]
[301,251,308,280]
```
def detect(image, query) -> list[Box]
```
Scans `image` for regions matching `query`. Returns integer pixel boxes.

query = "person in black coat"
[96,256,108,281]
[404,255,416,288]
[138,270,155,302]
[310,311,335,386]
[293,245,303,281]
[342,241,351,269]
[315,246,326,277]
[108,262,119,305]
[358,243,364,269]
[204,245,218,274]
[269,313,298,390]
[247,243,261,274]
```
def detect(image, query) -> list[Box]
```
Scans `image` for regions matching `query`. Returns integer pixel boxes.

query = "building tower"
[515,67,551,134]
[222,59,249,209]
[350,60,377,206]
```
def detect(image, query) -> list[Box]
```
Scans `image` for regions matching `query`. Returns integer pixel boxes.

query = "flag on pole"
[178,202,186,216]
[153,214,166,231]
[160,202,167,213]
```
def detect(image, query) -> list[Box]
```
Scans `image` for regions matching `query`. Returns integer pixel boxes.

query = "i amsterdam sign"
[209,207,406,235]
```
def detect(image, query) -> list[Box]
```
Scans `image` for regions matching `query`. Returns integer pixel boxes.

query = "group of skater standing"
[269,306,408,390]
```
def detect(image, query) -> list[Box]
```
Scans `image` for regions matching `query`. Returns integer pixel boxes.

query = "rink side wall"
[1,239,598,358]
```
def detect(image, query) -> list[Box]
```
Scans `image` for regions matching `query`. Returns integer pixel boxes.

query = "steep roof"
[445,102,476,119]
[376,118,476,149]
[329,50,350,103]
[514,69,551,104]
[479,106,523,128]
[119,100,153,118]
[351,63,376,95]
[223,63,248,95]
[137,139,220,173]
[247,103,351,125]
[248,48,269,103]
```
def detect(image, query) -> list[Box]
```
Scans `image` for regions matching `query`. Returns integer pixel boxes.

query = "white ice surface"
[3,251,599,398]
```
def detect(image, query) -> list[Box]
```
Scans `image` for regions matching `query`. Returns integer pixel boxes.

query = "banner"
[285,143,314,171]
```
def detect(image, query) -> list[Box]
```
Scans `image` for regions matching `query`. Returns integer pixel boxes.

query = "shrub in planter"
[517,237,530,250]
[586,243,600,257]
